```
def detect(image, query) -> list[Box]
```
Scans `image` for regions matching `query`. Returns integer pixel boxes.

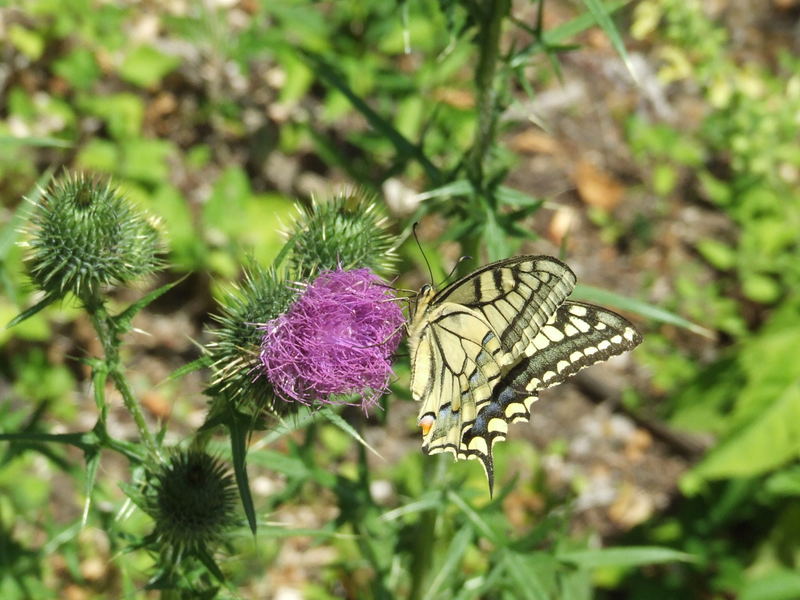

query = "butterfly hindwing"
[459,300,643,492]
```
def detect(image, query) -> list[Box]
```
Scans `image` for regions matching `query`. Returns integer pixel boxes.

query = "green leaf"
[447,490,499,544]
[119,45,181,88]
[0,431,96,453]
[318,407,383,460]
[740,570,800,600]
[76,138,120,173]
[484,204,510,262]
[572,283,714,338]
[52,48,101,91]
[501,550,552,600]
[379,494,444,522]
[203,167,251,238]
[764,466,800,497]
[417,180,475,201]
[685,383,800,487]
[119,138,174,183]
[166,356,212,384]
[557,546,696,568]
[0,135,72,149]
[7,293,59,329]
[496,186,544,209]
[742,272,781,304]
[81,450,100,527]
[299,49,442,185]
[196,546,228,585]
[8,24,44,59]
[91,367,109,420]
[423,526,473,600]
[696,238,736,271]
[509,0,629,69]
[579,0,636,81]
[82,93,144,140]
[245,449,309,479]
[256,406,328,447]
[228,409,257,535]
[113,276,187,334]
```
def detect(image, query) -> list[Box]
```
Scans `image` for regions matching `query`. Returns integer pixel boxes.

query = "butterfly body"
[407,256,641,494]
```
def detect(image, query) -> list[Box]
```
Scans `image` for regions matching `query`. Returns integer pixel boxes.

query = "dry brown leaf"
[432,87,475,110]
[548,205,576,248]
[141,390,171,419]
[624,428,653,463]
[508,129,562,155]
[608,482,655,529]
[575,159,624,211]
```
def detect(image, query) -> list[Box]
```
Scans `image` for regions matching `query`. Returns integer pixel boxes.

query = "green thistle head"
[145,450,238,555]
[24,172,162,301]
[286,190,399,277]
[205,264,297,417]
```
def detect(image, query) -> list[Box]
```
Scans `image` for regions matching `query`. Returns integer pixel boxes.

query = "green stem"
[409,455,448,600]
[84,297,161,460]
[466,0,509,189]
[459,0,510,268]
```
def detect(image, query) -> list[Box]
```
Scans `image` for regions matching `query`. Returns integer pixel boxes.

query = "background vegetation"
[2,0,799,598]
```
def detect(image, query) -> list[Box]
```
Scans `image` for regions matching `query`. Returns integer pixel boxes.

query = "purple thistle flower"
[260,268,405,411]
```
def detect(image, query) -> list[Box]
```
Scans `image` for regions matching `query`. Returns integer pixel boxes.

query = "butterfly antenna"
[413,222,435,285]
[438,255,472,287]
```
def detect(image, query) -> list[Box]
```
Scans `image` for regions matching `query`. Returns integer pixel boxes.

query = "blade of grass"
[580,0,637,82]
[0,135,73,148]
[501,550,551,600]
[319,407,384,460]
[447,490,499,544]
[509,0,630,69]
[557,546,697,568]
[380,494,444,522]
[572,283,715,338]
[423,526,473,600]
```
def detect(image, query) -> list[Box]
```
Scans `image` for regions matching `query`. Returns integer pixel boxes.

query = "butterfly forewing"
[407,256,642,494]
[438,256,577,364]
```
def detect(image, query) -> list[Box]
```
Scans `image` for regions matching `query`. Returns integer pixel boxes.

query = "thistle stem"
[466,0,509,188]
[458,0,509,269]
[84,297,161,460]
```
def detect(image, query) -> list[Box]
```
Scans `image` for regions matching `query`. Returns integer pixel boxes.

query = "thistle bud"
[286,190,398,277]
[205,265,297,415]
[145,450,238,554]
[24,173,161,302]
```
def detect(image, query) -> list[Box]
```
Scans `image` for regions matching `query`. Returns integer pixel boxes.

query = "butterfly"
[407,256,642,494]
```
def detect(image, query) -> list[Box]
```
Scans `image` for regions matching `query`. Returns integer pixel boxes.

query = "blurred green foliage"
[2,0,799,598]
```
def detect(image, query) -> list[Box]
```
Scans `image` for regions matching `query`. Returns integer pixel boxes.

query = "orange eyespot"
[418,415,434,436]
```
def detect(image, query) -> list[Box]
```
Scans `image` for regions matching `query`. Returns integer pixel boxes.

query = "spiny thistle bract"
[24,173,162,301]
[260,267,405,412]
[145,450,238,556]
[205,264,298,416]
[285,190,399,277]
